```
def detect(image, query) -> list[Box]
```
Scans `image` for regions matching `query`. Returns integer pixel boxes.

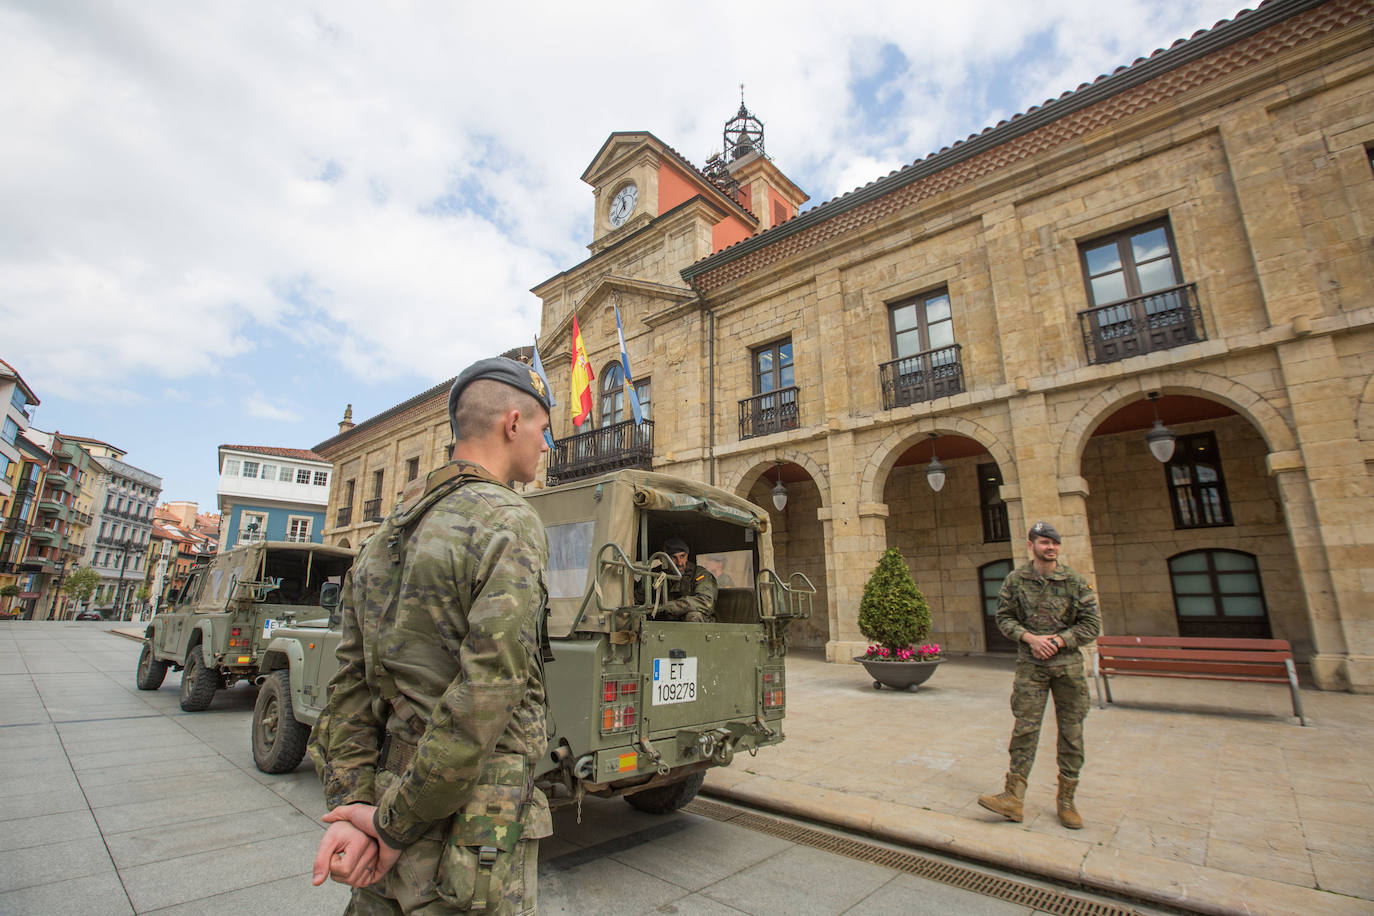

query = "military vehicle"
[134,540,356,711]
[253,469,813,814]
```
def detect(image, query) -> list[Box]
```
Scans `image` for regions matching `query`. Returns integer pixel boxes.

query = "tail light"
[762,667,785,711]
[600,677,639,735]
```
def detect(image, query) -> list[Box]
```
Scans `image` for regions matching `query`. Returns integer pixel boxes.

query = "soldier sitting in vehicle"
[655,537,718,623]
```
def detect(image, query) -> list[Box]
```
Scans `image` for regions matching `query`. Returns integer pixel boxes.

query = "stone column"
[1274,335,1374,691]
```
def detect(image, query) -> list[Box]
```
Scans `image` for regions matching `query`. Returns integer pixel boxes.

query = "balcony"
[362,498,384,522]
[546,419,655,485]
[38,500,70,520]
[28,527,59,545]
[336,505,353,528]
[1,517,27,535]
[71,510,92,526]
[47,473,74,492]
[879,344,965,410]
[739,388,800,440]
[1078,282,1205,365]
[52,441,75,460]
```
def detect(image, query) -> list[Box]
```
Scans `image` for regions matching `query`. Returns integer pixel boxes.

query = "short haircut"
[452,379,543,441]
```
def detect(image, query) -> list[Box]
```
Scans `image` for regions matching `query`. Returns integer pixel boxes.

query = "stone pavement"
[704,651,1374,916]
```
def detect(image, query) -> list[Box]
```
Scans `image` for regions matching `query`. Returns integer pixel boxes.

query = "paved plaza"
[2,620,1372,915]
[706,650,1374,916]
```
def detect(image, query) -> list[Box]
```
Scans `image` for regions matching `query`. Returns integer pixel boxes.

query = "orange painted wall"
[657,163,698,214]
[768,187,792,224]
[712,217,753,253]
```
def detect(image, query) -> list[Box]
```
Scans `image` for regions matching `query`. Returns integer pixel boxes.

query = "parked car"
[75,610,104,621]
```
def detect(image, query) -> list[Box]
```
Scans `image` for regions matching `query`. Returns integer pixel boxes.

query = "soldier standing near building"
[309,356,554,914]
[656,537,718,623]
[977,521,1101,830]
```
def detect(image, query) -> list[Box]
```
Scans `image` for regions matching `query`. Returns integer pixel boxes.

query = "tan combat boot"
[1057,774,1083,829]
[977,773,1027,822]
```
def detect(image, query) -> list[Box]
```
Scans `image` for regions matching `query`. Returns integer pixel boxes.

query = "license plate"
[652,657,697,705]
[262,618,279,640]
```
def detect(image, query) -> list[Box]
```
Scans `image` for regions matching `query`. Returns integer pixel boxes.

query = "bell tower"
[704,89,807,232]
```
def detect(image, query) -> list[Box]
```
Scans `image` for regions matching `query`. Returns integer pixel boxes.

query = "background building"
[0,358,39,508]
[68,436,163,619]
[216,445,331,549]
[146,509,216,616]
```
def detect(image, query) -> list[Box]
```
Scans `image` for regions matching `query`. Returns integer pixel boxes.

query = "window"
[0,454,8,476]
[279,466,294,482]
[980,559,1018,652]
[1165,432,1231,529]
[1081,221,1181,307]
[296,468,311,484]
[600,362,625,427]
[1169,550,1271,638]
[2,417,18,446]
[286,516,312,543]
[634,378,651,421]
[313,470,328,486]
[883,288,963,408]
[343,479,355,507]
[752,339,794,395]
[371,470,384,499]
[890,288,955,358]
[978,463,1009,543]
[406,458,420,482]
[242,461,259,479]
[240,512,266,543]
[261,464,276,480]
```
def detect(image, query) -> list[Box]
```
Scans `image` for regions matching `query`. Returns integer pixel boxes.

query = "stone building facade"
[530,0,1374,691]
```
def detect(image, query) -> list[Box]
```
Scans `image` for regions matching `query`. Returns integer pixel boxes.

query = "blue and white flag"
[615,304,644,425]
[531,337,557,448]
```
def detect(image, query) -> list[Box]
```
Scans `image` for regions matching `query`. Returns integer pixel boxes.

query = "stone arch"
[861,416,1016,507]
[720,448,830,506]
[337,539,351,549]
[1057,370,1299,480]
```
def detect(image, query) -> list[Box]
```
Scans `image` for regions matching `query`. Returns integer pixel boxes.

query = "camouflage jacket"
[995,561,1102,667]
[659,561,718,620]
[309,460,551,850]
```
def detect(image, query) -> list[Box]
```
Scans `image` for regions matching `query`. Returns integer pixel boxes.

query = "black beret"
[1028,521,1061,543]
[448,356,552,424]
[663,537,689,555]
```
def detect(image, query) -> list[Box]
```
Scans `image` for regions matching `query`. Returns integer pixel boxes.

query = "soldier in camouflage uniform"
[977,521,1101,830]
[656,537,718,623]
[309,356,554,914]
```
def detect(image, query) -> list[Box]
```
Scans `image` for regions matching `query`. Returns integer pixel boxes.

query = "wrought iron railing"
[1078,283,1205,365]
[738,387,800,440]
[879,344,965,410]
[547,419,654,485]
[363,498,384,522]
[336,505,353,528]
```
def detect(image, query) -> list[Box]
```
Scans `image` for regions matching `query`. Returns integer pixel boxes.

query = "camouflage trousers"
[345,837,539,916]
[1007,661,1089,780]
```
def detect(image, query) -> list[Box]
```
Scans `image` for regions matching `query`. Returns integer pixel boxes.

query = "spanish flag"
[570,314,595,426]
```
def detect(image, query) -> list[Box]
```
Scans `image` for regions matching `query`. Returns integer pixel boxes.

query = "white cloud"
[243,395,302,423]
[1,0,1249,403]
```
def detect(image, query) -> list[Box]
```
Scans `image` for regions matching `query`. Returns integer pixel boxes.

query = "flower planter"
[855,657,942,691]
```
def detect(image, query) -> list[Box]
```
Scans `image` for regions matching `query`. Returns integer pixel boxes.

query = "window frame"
[1078,218,1184,309]
[887,287,956,358]
[296,468,311,484]
[977,463,1010,543]
[406,457,420,482]
[751,337,794,395]
[599,362,626,427]
[1167,548,1272,638]
[1164,431,1233,529]
[285,515,312,543]
[313,470,329,487]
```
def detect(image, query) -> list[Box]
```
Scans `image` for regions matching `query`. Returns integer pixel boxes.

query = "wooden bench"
[1092,636,1306,725]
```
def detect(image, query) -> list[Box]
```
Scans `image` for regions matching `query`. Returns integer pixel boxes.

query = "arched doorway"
[1081,394,1299,650]
[744,462,830,652]
[882,434,1013,654]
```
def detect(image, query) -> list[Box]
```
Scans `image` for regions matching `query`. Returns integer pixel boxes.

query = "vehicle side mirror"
[320,582,341,610]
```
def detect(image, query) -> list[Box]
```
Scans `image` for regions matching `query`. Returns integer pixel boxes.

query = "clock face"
[608,183,638,228]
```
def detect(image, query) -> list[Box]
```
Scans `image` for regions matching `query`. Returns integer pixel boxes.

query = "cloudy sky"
[1,0,1247,510]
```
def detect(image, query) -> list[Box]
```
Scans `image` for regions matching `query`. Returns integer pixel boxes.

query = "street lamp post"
[113,537,134,621]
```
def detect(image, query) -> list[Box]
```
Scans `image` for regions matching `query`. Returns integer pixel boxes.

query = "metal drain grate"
[682,799,1143,916]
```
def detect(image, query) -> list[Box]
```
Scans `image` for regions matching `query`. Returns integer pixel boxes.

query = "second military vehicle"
[253,469,813,813]
[135,540,356,711]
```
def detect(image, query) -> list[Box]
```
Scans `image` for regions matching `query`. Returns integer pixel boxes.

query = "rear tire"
[253,670,311,774]
[135,640,168,690]
[178,645,220,711]
[624,771,706,814]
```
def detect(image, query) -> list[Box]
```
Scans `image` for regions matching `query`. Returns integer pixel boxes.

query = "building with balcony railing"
[216,445,329,550]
